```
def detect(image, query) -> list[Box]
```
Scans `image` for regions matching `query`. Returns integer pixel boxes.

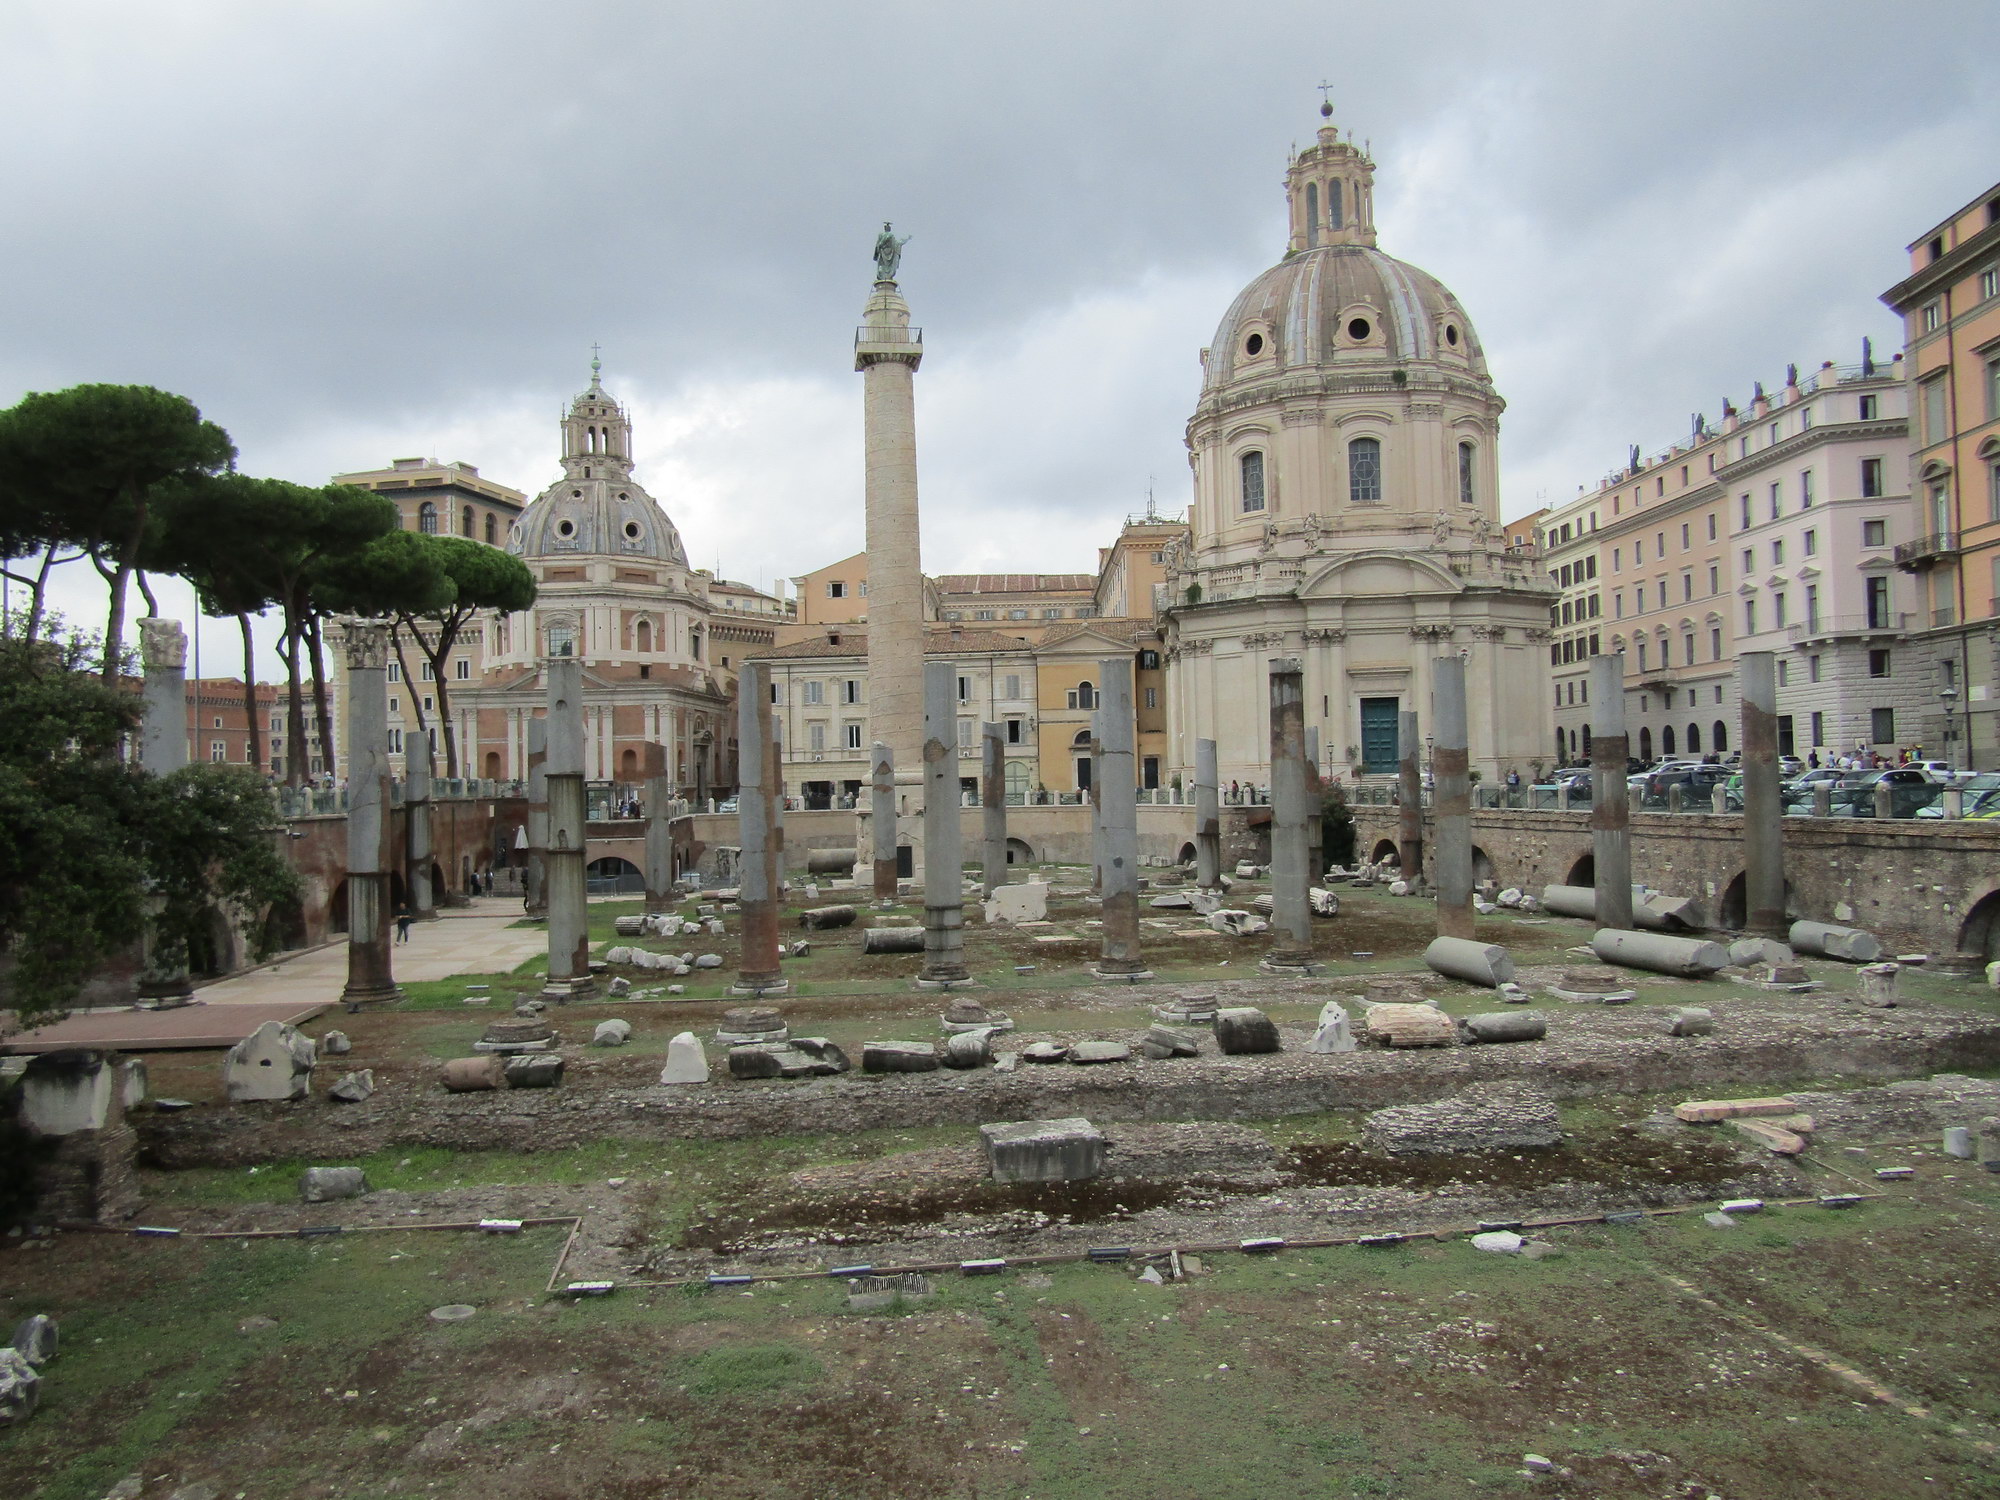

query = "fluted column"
[339,620,404,1010]
[541,655,593,1001]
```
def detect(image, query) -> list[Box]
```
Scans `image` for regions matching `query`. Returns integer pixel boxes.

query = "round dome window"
[1445,324,1460,347]
[571,489,582,498]
[1244,332,1264,356]
[556,519,576,538]
[1347,317,1372,341]
[623,521,641,540]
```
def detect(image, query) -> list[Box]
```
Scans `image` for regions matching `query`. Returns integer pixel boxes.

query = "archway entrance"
[586,855,644,895]
[1566,852,1595,886]
[1958,890,2000,962]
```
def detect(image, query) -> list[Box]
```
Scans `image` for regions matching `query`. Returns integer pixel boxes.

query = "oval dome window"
[1244,332,1264,356]
[623,521,641,539]
[1347,317,1372,341]
[556,519,576,538]
[1445,324,1460,347]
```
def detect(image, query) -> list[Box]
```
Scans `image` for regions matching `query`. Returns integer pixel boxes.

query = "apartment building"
[1558,356,1914,765]
[1881,180,2000,769]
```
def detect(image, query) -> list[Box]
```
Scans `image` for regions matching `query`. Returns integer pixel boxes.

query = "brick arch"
[1956,884,2000,962]
[1370,837,1401,865]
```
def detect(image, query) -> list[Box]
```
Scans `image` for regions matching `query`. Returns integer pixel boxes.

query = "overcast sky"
[5,1,1996,679]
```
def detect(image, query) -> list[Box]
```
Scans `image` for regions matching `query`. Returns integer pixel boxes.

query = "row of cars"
[1545,758,1999,818]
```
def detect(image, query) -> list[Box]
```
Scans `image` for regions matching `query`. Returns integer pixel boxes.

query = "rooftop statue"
[873,221,911,283]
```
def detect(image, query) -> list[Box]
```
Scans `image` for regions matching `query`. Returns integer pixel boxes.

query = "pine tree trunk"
[238,613,262,772]
[307,614,337,779]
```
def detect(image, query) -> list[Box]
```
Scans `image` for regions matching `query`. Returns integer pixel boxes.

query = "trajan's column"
[856,222,926,870]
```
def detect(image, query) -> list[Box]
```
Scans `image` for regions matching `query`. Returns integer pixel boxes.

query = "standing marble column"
[1303,726,1323,882]
[1094,658,1150,981]
[732,661,787,996]
[524,718,548,918]
[1589,654,1634,932]
[1396,709,1424,888]
[869,741,899,902]
[138,617,189,774]
[643,741,675,913]
[856,263,927,823]
[1263,658,1317,972]
[136,619,194,1005]
[1194,737,1221,890]
[1432,655,1475,941]
[980,721,1007,895]
[540,655,593,1001]
[406,735,437,922]
[917,660,970,987]
[339,621,404,1010]
[1739,651,1787,939]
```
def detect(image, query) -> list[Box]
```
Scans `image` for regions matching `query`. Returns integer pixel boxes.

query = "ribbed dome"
[1203,244,1487,391]
[509,476,688,566]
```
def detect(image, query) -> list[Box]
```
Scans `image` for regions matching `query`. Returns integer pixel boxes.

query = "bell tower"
[561,350,633,478]
[1286,99,1376,253]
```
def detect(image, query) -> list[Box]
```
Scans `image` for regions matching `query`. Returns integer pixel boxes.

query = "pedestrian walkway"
[197,899,548,1005]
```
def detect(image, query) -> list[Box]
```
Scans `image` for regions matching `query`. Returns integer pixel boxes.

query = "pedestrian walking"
[394,908,414,943]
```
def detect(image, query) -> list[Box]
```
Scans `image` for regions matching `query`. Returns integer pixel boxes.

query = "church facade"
[1162,107,1555,786]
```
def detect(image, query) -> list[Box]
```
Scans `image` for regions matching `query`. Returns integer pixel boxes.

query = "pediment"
[1301,550,1464,598]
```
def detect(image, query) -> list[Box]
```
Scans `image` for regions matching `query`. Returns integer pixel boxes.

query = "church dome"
[1203,243,1489,391]
[509,365,690,567]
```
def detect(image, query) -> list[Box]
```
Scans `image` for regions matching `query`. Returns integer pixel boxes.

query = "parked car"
[1829,769,1944,817]
[1906,759,1978,784]
[1916,772,2000,816]
[1642,764,1732,804]
[1778,755,1805,778]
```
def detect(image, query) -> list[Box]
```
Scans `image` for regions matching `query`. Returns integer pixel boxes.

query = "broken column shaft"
[1397,708,1423,887]
[1263,657,1317,971]
[338,620,404,1010]
[918,660,970,987]
[1739,650,1786,940]
[870,741,898,901]
[524,717,548,918]
[643,741,674,912]
[1094,657,1149,980]
[1589,653,1634,932]
[406,736,436,921]
[137,618,194,1005]
[1432,654,1474,941]
[981,720,1006,896]
[732,660,786,995]
[541,654,593,1001]
[1194,737,1222,890]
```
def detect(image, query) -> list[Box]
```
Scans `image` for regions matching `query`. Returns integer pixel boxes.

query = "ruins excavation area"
[8,872,2000,1500]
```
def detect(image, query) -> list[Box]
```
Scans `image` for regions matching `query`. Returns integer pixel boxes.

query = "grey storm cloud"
[3,0,1996,672]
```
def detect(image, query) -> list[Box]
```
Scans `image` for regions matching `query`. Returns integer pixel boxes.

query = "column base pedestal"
[1091,967,1155,984]
[1258,955,1323,977]
[540,977,596,1004]
[915,973,977,990]
[728,977,790,998]
[340,983,408,1013]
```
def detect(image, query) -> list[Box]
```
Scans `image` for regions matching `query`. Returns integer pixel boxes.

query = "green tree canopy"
[0,385,234,674]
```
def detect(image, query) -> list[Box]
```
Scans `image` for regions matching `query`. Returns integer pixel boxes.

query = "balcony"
[1893,532,1958,568]
[1786,611,1907,644]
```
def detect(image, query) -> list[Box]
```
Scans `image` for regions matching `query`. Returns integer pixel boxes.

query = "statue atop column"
[873,221,911,283]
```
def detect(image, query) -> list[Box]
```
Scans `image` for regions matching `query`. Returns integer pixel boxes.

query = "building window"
[1710,627,1722,660]
[485,513,497,545]
[1680,523,1690,550]
[1008,608,1028,620]
[1739,495,1751,529]
[461,505,474,537]
[418,501,438,534]
[1744,598,1757,634]
[974,609,996,621]
[808,722,826,752]
[1983,267,1999,301]
[388,728,403,754]
[1862,518,1887,547]
[1769,483,1782,520]
[455,658,470,680]
[1458,442,1475,504]
[387,660,401,683]
[1708,564,1719,594]
[843,679,861,704]
[1860,458,1884,498]
[1347,437,1382,503]
[1706,513,1717,541]
[803,680,823,705]
[844,723,862,750]
[1871,707,1895,743]
[957,676,971,704]
[1144,686,1158,709]
[827,580,846,598]
[1866,577,1892,630]
[1858,393,1878,421]
[1800,471,1814,509]
[1921,376,1948,445]
[1803,529,1817,557]
[1921,302,1940,333]
[1002,674,1021,699]
[1991,460,2000,524]
[1741,549,1753,575]
[1043,608,1063,619]
[1869,647,1891,678]
[420,660,435,680]
[1239,450,1267,513]
[1771,539,1785,566]
[1990,355,2000,420]
[1006,718,1023,744]
[1067,681,1097,710]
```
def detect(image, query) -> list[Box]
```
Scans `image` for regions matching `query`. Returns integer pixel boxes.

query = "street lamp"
[1939,684,1960,769]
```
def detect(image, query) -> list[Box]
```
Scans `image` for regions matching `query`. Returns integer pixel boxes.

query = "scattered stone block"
[1665,1007,1714,1037]
[942,1030,993,1069]
[1496,888,1524,908]
[1857,963,1901,1006]
[846,1273,933,1312]
[440,1056,506,1092]
[1471,1230,1524,1253]
[1944,1126,1974,1159]
[1306,1000,1355,1054]
[983,882,1050,924]
[1789,920,1883,963]
[714,1006,787,1045]
[1149,891,1192,909]
[607,976,631,997]
[1730,1118,1806,1154]
[0,1347,40,1427]
[694,953,723,969]
[503,1054,564,1088]
[1461,1010,1547,1044]
[1424,936,1515,987]
[326,1069,374,1103]
[9,1315,56,1367]
[786,1037,851,1074]
[1496,982,1531,1004]
[1207,910,1268,937]
[1141,1024,1202,1059]
[659,1031,708,1084]
[942,998,1014,1034]
[1214,1007,1280,1055]
[299,1166,367,1203]
[1364,1081,1561,1155]
[862,1041,940,1074]
[1153,989,1219,1025]
[1020,1041,1070,1064]
[592,1019,634,1047]
[1729,937,1793,966]
[320,1030,351,1055]
[1387,879,1410,896]
[1362,1003,1457,1048]
[223,1021,317,1103]
[1067,1040,1132,1065]
[1590,929,1730,977]
[862,926,926,954]
[1673,1096,1798,1124]
[1308,887,1341,917]
[614,915,646,936]
[473,1018,554,1054]
[980,1117,1104,1183]
[728,1042,817,1080]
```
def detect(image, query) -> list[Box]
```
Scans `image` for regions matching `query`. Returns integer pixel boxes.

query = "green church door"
[1359,698,1400,775]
